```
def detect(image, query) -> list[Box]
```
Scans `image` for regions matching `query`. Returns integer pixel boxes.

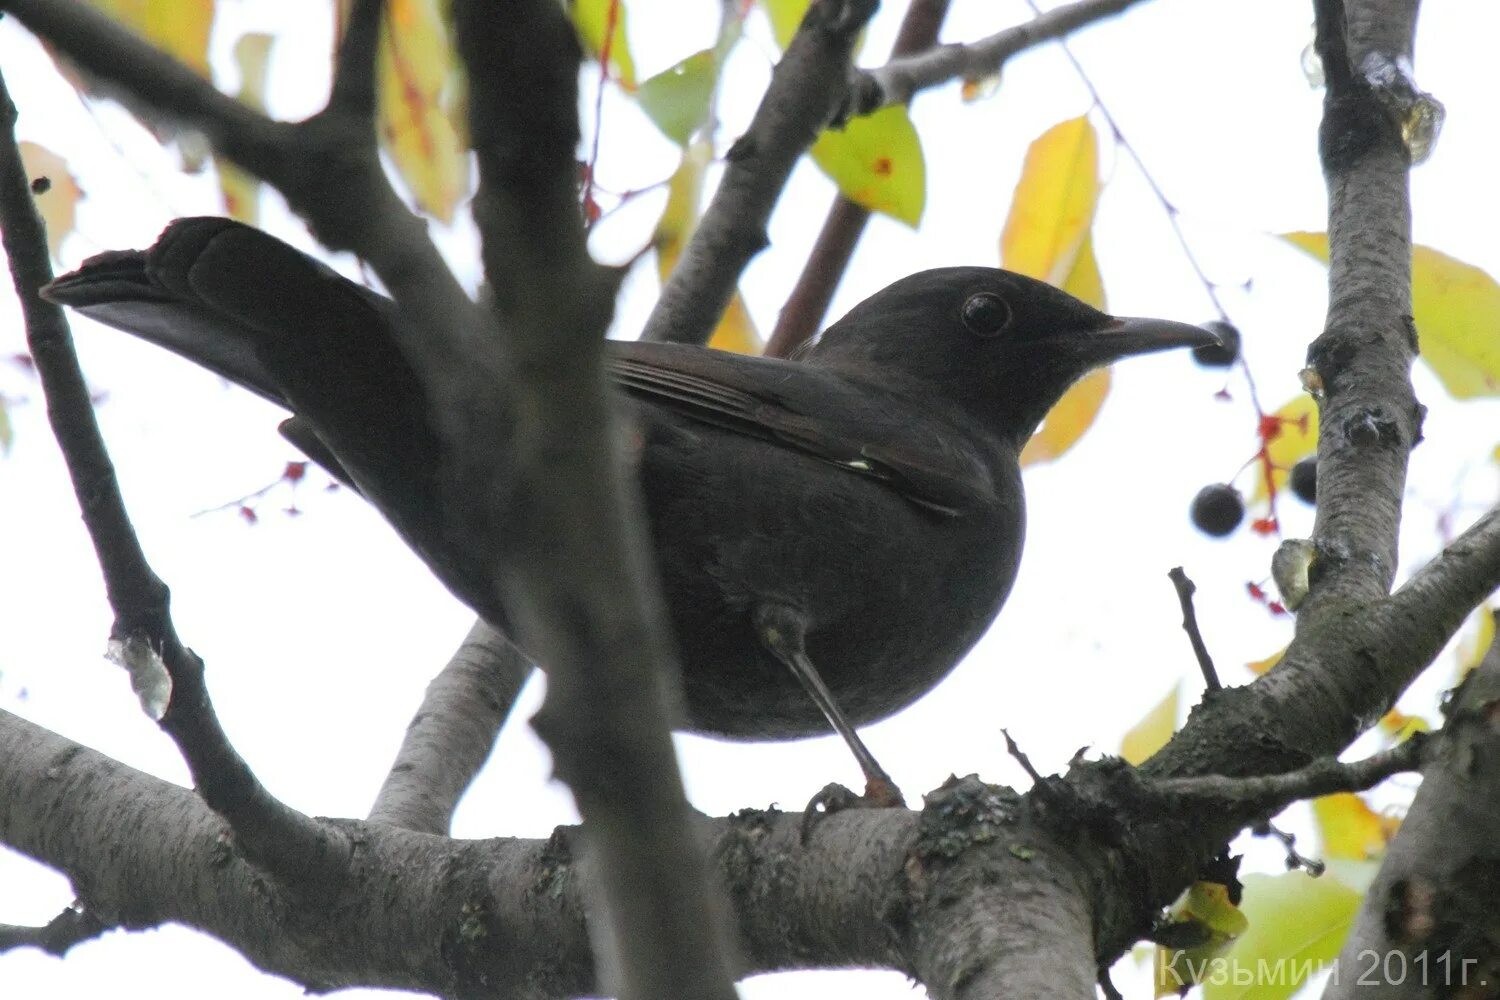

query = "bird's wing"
[608,341,999,515]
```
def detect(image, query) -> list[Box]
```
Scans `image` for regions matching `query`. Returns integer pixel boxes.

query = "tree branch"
[1150,735,1425,810]
[2,0,476,350]
[0,62,347,886]
[328,0,384,121]
[843,0,1150,115]
[453,2,737,997]
[641,0,877,345]
[0,906,107,957]
[1325,611,1500,997]
[368,620,533,834]
[1299,0,1422,612]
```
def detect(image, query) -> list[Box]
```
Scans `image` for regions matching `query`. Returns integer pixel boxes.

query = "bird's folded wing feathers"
[46,217,998,516]
[608,341,998,515]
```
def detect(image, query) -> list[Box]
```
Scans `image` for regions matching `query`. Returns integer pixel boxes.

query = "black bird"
[45,218,1215,800]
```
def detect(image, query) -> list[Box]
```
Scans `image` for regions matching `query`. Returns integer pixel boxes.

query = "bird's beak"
[1080,316,1221,362]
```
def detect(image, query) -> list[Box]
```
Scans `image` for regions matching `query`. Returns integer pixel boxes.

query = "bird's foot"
[799,775,906,843]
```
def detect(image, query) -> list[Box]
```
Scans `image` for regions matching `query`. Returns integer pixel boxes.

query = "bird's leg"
[755,605,904,809]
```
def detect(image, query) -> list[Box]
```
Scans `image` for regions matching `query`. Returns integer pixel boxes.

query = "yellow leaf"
[1004,118,1110,466]
[82,0,214,74]
[1202,872,1361,1000]
[1313,793,1395,861]
[1001,116,1099,286]
[1284,232,1500,399]
[1155,881,1248,996]
[1020,367,1109,467]
[572,0,635,88]
[218,33,274,225]
[364,0,470,223]
[809,105,925,227]
[1458,604,1496,679]
[1061,230,1105,310]
[19,143,83,263]
[1119,684,1179,765]
[1250,394,1318,503]
[655,143,763,354]
[1247,647,1285,676]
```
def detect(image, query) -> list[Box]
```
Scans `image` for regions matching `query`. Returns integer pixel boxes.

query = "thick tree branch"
[452,3,737,998]
[1299,0,1422,612]
[764,0,951,359]
[843,0,1150,115]
[642,0,877,345]
[0,63,346,886]
[1324,612,1500,997]
[368,620,533,834]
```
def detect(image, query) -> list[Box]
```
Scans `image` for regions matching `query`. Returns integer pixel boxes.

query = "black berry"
[1191,484,1244,537]
[1289,457,1317,504]
[1192,321,1241,367]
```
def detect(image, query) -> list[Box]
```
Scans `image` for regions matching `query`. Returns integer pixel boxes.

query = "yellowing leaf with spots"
[1119,683,1179,765]
[79,0,214,75]
[218,33,274,225]
[1203,872,1361,1000]
[1004,117,1108,467]
[1250,394,1318,503]
[809,105,925,227]
[1313,793,1397,861]
[19,143,83,263]
[655,142,762,355]
[572,0,636,88]
[356,0,471,224]
[1284,233,1500,399]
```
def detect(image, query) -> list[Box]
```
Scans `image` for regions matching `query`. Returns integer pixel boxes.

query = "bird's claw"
[799,776,906,843]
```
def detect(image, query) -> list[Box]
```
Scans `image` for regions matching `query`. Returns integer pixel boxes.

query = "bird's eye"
[962,292,1012,338]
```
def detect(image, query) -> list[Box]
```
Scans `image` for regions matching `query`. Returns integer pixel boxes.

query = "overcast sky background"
[1,1,1497,997]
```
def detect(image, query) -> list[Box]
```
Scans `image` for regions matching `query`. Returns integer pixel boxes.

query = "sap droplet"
[1360,52,1445,164]
[1300,40,1324,89]
[106,635,172,721]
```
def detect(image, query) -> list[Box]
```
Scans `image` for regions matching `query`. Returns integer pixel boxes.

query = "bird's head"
[807,267,1218,449]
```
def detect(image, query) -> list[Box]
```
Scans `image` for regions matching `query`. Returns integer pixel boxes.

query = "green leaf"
[1283,233,1500,399]
[638,49,716,146]
[761,0,811,50]
[1201,872,1361,1000]
[809,105,925,226]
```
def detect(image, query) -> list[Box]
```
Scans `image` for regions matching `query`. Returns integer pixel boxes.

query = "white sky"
[1,1,1497,997]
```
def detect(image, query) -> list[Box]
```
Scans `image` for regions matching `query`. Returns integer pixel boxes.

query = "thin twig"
[1168,567,1221,692]
[1152,735,1425,809]
[0,60,347,886]
[845,0,1147,114]
[0,906,107,957]
[1002,728,1046,785]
